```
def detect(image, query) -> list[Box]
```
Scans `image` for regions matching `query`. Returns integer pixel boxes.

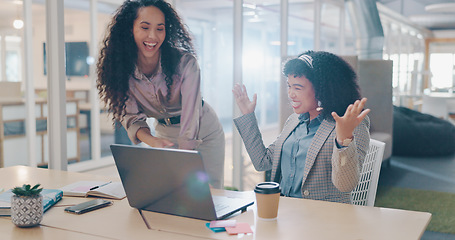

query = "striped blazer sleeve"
[233,112,275,171]
[331,116,371,192]
[234,112,301,178]
[299,116,370,203]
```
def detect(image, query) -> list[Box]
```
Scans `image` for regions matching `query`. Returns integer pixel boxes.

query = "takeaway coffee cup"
[254,182,280,220]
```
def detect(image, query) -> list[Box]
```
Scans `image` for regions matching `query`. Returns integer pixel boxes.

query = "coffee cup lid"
[254,182,280,194]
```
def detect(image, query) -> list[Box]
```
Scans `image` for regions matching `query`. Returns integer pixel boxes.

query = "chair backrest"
[351,139,385,206]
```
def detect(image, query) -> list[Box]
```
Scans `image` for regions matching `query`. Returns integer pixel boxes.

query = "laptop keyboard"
[212,196,230,212]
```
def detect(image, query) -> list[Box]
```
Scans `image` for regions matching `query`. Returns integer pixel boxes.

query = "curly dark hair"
[282,50,361,121]
[97,0,195,120]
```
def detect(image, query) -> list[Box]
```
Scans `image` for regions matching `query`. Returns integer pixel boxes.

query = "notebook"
[110,144,254,221]
[0,189,63,216]
[59,181,126,200]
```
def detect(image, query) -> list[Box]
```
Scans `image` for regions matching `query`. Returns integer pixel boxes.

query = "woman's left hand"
[331,98,370,142]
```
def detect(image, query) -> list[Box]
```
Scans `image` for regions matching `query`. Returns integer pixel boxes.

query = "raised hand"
[232,83,257,115]
[331,98,370,142]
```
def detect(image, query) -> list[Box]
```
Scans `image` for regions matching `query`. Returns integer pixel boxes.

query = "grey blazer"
[234,112,370,203]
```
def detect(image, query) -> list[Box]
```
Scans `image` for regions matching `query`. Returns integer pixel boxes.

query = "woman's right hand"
[232,83,257,115]
[146,137,175,148]
[137,128,174,148]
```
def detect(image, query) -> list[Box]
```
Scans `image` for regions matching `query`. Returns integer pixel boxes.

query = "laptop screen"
[111,144,218,220]
[111,144,253,220]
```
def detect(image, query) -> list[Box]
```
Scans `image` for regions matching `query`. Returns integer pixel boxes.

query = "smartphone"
[65,199,113,214]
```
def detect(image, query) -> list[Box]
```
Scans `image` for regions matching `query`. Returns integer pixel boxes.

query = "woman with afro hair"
[97,0,225,188]
[233,51,370,203]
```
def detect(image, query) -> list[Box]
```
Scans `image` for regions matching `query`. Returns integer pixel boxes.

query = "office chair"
[351,139,386,207]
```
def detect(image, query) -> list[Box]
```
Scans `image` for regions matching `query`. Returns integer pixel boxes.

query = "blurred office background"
[0,0,454,192]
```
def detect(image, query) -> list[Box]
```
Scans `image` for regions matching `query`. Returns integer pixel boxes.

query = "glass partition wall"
[378,4,430,109]
[0,0,117,169]
[2,0,424,191]
[0,0,352,190]
[288,1,315,56]
[176,0,238,187]
[3,36,22,83]
[176,0,282,189]
[177,0,349,190]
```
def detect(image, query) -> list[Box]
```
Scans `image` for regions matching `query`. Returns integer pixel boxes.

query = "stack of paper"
[0,200,10,216]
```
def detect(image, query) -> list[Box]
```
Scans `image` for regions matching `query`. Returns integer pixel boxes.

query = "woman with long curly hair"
[233,50,370,203]
[97,0,225,188]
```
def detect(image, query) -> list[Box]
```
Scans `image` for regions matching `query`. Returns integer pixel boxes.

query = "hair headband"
[298,54,313,68]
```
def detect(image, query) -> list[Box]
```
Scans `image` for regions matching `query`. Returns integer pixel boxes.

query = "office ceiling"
[377,0,455,30]
[1,0,455,33]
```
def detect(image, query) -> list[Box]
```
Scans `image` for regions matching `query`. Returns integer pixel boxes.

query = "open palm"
[232,83,257,115]
[332,98,370,141]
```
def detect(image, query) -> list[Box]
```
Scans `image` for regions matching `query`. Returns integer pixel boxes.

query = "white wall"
[32,7,112,89]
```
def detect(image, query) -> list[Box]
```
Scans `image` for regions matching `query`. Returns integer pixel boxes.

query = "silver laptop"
[110,144,254,221]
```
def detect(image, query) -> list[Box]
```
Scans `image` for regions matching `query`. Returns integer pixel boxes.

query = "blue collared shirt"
[280,113,322,198]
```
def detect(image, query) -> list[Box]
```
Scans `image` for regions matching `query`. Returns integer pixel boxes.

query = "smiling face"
[287,74,319,119]
[133,6,166,64]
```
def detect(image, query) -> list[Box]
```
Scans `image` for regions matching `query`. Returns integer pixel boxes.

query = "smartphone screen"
[65,199,113,214]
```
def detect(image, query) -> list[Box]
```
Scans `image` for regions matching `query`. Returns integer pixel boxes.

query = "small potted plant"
[11,183,43,227]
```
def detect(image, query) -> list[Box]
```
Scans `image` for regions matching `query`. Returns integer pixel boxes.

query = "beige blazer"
[234,112,370,203]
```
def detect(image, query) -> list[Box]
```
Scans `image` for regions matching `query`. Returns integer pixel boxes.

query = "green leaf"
[11,183,43,197]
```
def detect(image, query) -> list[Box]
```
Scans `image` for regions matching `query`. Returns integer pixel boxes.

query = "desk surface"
[0,218,108,240]
[427,92,455,99]
[0,166,200,240]
[0,166,431,240]
[141,190,431,240]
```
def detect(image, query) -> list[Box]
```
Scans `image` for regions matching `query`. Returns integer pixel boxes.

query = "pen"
[90,181,112,191]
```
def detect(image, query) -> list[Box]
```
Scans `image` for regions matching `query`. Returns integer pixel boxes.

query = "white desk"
[0,166,431,240]
[422,92,455,119]
[427,92,455,99]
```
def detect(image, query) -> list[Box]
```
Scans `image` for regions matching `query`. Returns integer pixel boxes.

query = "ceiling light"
[269,41,296,46]
[243,3,256,10]
[13,19,23,29]
[13,4,23,30]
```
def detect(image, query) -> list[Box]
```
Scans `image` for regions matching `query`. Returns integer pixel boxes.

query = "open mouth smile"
[144,42,157,49]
